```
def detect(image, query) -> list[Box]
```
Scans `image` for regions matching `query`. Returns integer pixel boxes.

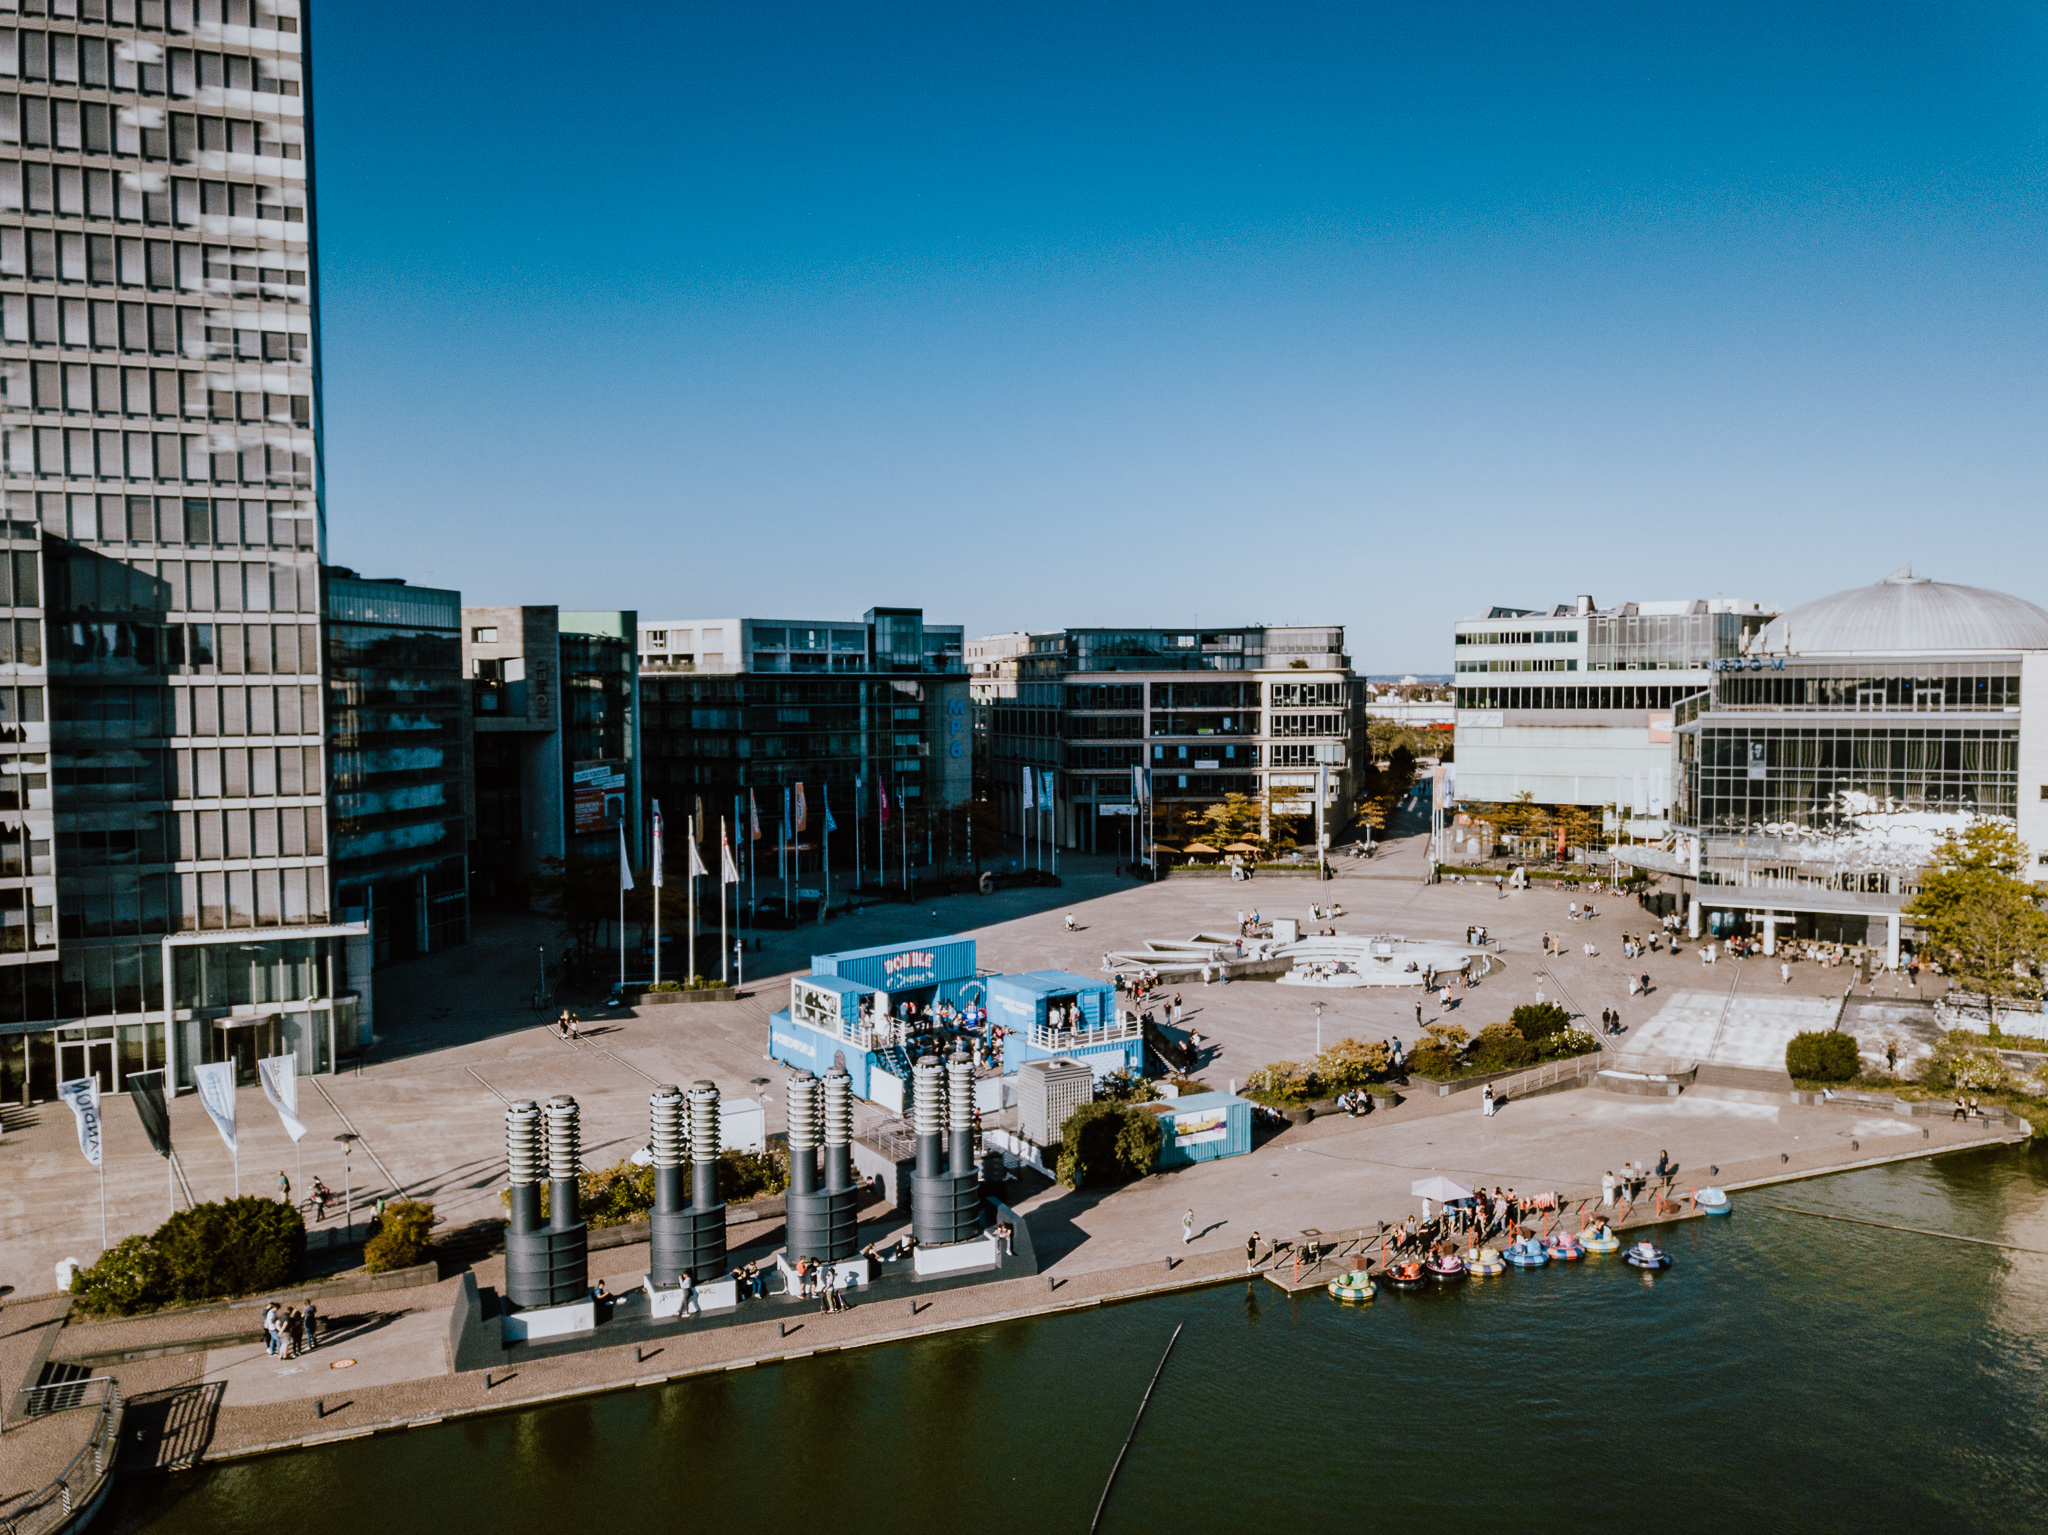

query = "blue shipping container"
[1151,1091,1253,1168]
[812,936,977,992]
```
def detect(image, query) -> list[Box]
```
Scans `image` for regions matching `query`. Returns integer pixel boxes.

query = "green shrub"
[1786,1030,1862,1082]
[649,980,682,993]
[506,1148,789,1226]
[1511,1003,1571,1043]
[1469,1022,1537,1071]
[1098,1068,1162,1103]
[1055,1101,1163,1188]
[70,1235,168,1316]
[1243,1059,1320,1106]
[72,1197,305,1315]
[363,1199,437,1272]
[1405,1045,1461,1079]
[1539,1027,1600,1060]
[1917,1032,2020,1094]
[1315,1037,1390,1090]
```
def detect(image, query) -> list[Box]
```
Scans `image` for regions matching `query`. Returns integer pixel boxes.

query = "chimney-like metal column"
[912,1056,944,1180]
[545,1095,582,1230]
[504,1095,589,1309]
[505,1099,542,1236]
[648,1084,693,1285]
[946,1052,976,1178]
[689,1080,723,1212]
[784,1070,838,1261]
[823,1068,854,1194]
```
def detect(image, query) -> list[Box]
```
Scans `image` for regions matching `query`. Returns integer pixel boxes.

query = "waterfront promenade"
[0,812,2031,1489]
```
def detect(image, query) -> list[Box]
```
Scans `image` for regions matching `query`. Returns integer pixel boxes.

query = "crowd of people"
[262,1298,317,1359]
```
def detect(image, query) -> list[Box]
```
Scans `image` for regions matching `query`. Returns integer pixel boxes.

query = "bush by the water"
[1056,1100,1163,1188]
[1511,1003,1571,1043]
[363,1199,437,1272]
[71,1196,305,1315]
[1786,1030,1862,1082]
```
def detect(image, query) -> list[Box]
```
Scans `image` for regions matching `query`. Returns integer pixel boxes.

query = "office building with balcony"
[463,606,638,903]
[1616,568,2048,964]
[1453,595,1775,831]
[971,625,1364,855]
[325,570,465,968]
[636,608,970,892]
[0,0,366,1105]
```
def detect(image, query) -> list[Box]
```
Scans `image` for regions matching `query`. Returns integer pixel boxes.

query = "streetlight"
[333,1132,359,1236]
[1313,999,1324,1055]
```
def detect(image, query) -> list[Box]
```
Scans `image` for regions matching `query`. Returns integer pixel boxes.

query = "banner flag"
[127,1069,172,1159]
[688,821,709,879]
[794,782,808,833]
[748,789,761,842]
[194,1060,238,1155]
[694,795,705,842]
[1021,764,1034,810]
[721,819,740,884]
[1041,769,1055,805]
[780,789,790,877]
[879,781,891,827]
[258,1054,308,1142]
[58,1076,102,1168]
[651,800,665,888]
[823,785,838,833]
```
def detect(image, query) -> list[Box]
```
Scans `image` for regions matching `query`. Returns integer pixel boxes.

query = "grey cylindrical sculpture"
[911,1053,985,1247]
[681,1081,728,1280]
[802,1066,858,1261]
[504,1095,590,1309]
[783,1070,834,1261]
[650,1083,719,1285]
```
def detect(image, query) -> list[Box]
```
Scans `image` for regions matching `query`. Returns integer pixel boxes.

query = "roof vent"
[1576,594,1593,616]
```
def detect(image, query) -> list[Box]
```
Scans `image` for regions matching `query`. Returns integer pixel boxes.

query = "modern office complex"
[463,606,638,902]
[326,571,465,967]
[1627,568,2048,962]
[1453,596,1775,830]
[636,608,970,890]
[0,0,365,1104]
[971,625,1363,854]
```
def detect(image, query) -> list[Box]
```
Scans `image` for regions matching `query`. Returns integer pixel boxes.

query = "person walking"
[1181,1209,1194,1246]
[1482,1083,1496,1117]
[301,1299,317,1354]
[1496,873,1505,898]
[276,1170,291,1205]
[1780,959,1792,984]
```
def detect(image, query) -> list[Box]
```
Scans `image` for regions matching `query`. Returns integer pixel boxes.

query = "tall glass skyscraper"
[0,0,358,1104]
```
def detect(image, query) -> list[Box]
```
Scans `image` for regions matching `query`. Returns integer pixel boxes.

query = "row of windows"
[1064,743,1143,770]
[1151,681,1260,708]
[1687,726,2020,825]
[9,359,306,425]
[1152,742,1252,763]
[54,865,328,943]
[1150,711,1256,738]
[1065,712,1141,740]
[1268,713,1346,738]
[1,2,295,34]
[1,160,303,225]
[1063,683,1142,711]
[1267,682,1347,707]
[1456,628,1579,646]
[56,801,321,864]
[1,29,301,97]
[1456,658,1579,673]
[1712,673,2020,712]
[21,490,313,547]
[50,679,314,735]
[172,743,316,797]
[1455,685,1693,712]
[8,422,308,487]
[2,293,307,360]
[0,229,303,291]
[1,94,300,161]
[1267,742,1346,765]
[53,619,316,673]
[57,554,316,613]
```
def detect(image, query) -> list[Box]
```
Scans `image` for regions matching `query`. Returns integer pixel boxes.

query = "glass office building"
[0,0,359,1103]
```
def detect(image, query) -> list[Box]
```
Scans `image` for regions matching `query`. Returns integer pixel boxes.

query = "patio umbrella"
[1182,842,1221,855]
[1410,1175,1474,1203]
[1223,842,1261,853]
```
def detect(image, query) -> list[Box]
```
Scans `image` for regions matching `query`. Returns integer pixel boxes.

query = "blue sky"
[312,1,2048,671]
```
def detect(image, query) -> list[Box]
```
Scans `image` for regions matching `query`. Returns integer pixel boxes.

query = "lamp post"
[536,945,547,1012]
[334,1132,358,1236]
[1313,999,1324,1055]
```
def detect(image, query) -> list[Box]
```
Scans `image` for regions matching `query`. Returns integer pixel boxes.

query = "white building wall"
[2019,652,2048,873]
[1452,724,1671,815]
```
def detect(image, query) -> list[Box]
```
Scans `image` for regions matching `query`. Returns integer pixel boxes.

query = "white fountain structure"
[1103,931,1495,989]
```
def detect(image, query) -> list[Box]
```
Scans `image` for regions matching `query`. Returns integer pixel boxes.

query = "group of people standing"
[262,1299,316,1359]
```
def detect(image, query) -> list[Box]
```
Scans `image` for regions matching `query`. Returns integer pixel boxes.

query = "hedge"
[364,1199,437,1272]
[1786,1030,1862,1083]
[72,1196,306,1316]
[1055,1101,1163,1189]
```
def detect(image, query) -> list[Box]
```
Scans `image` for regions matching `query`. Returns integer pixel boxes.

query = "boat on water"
[1425,1252,1468,1283]
[1382,1258,1430,1291]
[1696,1187,1732,1216]
[1502,1236,1550,1267]
[1327,1270,1376,1302]
[1623,1240,1673,1270]
[1582,1225,1621,1252]
[1545,1233,1586,1261]
[1465,1246,1506,1276]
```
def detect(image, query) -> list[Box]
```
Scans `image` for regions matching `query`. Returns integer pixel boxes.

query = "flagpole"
[855,777,863,898]
[822,791,830,925]
[653,820,662,991]
[619,828,628,994]
[720,816,730,984]
[900,777,907,891]
[688,815,697,982]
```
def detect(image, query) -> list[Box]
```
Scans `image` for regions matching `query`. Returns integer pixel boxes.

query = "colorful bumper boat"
[1502,1236,1549,1267]
[1425,1252,1468,1284]
[1465,1246,1506,1276]
[1622,1240,1673,1270]
[1695,1187,1732,1216]
[1581,1225,1621,1253]
[1382,1258,1430,1291]
[1327,1269,1376,1303]
[1545,1233,1586,1261]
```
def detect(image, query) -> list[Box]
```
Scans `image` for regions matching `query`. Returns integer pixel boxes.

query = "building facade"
[1641,569,2048,962]
[636,608,970,892]
[972,624,1364,855]
[1453,596,1774,830]
[326,571,465,967]
[0,0,366,1105]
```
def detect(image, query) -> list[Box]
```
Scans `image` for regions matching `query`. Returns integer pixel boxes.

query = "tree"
[1388,744,1417,788]
[1903,821,2048,1035]
[1199,793,1267,848]
[1367,719,1420,763]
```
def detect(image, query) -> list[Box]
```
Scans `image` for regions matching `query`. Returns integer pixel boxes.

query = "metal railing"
[1492,1055,1600,1099]
[2,1377,122,1535]
[1032,1016,1141,1052]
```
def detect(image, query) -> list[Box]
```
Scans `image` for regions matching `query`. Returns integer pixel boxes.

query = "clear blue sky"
[312,1,2048,672]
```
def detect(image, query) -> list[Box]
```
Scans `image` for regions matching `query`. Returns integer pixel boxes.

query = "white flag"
[1021,763,1035,810]
[687,814,709,879]
[651,800,665,889]
[720,820,740,884]
[258,1054,308,1142]
[619,824,635,891]
[194,1060,238,1155]
[58,1076,102,1169]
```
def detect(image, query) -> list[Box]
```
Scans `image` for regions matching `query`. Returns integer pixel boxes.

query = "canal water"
[106,1146,2048,1534]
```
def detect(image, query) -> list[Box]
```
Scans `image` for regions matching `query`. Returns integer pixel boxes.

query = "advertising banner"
[572,759,628,833]
[127,1069,172,1158]
[58,1075,102,1167]
[258,1054,308,1142]
[1172,1108,1229,1147]
[194,1060,238,1154]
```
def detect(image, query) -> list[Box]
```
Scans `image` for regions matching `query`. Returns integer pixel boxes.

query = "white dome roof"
[1756,566,2048,656]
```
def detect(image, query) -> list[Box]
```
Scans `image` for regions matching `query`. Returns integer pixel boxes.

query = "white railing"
[1495,1055,1601,1098]
[3,1377,122,1535]
[1031,1016,1141,1052]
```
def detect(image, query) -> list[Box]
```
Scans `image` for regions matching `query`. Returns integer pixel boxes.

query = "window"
[471,626,497,643]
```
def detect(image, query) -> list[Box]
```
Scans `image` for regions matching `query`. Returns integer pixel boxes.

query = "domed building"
[1669,565,2048,965]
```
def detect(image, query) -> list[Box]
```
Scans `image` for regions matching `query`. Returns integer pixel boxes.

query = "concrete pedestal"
[501,1298,596,1343]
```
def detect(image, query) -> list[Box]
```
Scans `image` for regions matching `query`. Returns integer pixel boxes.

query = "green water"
[107,1147,2048,1534]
